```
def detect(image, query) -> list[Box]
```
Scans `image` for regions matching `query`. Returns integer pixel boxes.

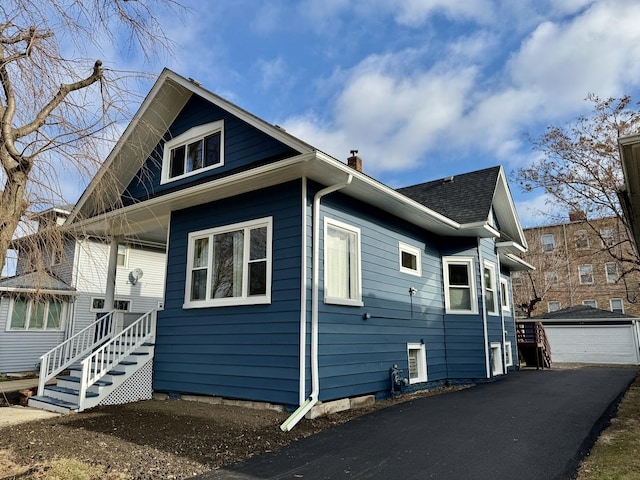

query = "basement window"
[407,343,427,384]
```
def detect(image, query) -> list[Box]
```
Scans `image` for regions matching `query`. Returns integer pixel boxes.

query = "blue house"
[33,69,532,427]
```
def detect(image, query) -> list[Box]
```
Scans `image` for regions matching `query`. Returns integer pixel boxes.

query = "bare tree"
[516,94,640,273]
[0,0,184,274]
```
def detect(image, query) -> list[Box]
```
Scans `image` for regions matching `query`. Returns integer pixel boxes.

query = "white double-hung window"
[443,257,477,314]
[484,261,498,315]
[161,121,224,184]
[185,217,272,308]
[324,218,362,306]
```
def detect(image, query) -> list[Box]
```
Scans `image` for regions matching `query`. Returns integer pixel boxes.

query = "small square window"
[541,234,555,253]
[407,343,427,384]
[544,271,559,287]
[610,298,624,314]
[91,298,130,312]
[117,244,128,267]
[578,264,594,284]
[399,242,421,276]
[548,301,561,312]
[511,271,523,286]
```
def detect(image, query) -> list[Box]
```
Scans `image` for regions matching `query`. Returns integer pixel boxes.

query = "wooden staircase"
[28,309,156,414]
[516,321,552,369]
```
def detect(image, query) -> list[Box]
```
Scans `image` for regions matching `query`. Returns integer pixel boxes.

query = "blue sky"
[89,0,640,227]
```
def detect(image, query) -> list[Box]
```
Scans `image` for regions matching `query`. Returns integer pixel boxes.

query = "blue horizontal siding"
[121,95,300,205]
[153,181,303,405]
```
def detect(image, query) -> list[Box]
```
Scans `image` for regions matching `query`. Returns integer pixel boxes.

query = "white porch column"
[105,236,122,310]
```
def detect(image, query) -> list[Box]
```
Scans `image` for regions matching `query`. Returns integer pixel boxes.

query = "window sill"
[324,297,364,307]
[183,296,271,309]
[445,309,479,315]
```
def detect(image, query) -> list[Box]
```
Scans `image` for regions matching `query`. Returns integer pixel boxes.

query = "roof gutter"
[281,173,353,432]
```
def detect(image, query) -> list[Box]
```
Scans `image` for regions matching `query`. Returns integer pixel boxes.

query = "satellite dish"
[129,268,144,285]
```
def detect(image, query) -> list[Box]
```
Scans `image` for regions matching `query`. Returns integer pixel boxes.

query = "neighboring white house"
[0,207,166,373]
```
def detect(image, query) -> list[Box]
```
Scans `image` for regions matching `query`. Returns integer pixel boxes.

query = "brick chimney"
[347,150,362,172]
[569,210,586,222]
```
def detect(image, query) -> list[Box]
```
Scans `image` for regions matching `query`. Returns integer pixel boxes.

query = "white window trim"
[541,234,555,253]
[117,243,129,268]
[504,341,513,367]
[160,121,225,185]
[575,230,590,249]
[484,261,499,316]
[398,242,422,277]
[6,297,67,332]
[511,271,523,286]
[582,300,597,308]
[605,262,618,284]
[500,277,510,313]
[184,217,273,308]
[610,298,624,313]
[90,297,132,312]
[578,264,594,285]
[407,343,427,384]
[443,256,478,315]
[324,218,363,307]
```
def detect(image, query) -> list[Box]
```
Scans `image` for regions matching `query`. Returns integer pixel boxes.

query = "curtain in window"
[10,297,28,329]
[327,226,354,299]
[448,264,471,310]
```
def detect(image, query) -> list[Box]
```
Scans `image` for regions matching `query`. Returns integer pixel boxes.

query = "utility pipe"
[281,174,353,432]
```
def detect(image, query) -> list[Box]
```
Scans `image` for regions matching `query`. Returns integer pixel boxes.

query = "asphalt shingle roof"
[0,272,74,293]
[535,304,636,320]
[396,166,501,224]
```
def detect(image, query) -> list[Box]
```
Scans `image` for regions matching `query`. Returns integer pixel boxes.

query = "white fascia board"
[500,253,535,271]
[0,287,76,296]
[458,221,500,238]
[496,241,527,254]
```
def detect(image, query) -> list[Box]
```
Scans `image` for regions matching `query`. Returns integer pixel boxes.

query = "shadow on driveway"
[197,366,637,480]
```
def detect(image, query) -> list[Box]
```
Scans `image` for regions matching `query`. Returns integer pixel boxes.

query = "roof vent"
[443,176,454,183]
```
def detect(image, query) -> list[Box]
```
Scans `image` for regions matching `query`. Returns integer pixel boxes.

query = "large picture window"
[8,297,65,331]
[443,257,477,314]
[324,218,362,306]
[161,121,224,184]
[184,217,272,308]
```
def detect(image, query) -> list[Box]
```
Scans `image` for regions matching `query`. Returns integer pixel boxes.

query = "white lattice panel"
[99,358,153,406]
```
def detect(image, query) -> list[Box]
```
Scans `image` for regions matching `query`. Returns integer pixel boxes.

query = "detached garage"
[532,305,640,365]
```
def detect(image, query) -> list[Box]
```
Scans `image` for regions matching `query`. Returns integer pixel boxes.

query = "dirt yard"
[0,388,461,479]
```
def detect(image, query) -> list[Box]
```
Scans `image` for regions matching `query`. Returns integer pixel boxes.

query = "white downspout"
[281,174,353,432]
[298,178,308,405]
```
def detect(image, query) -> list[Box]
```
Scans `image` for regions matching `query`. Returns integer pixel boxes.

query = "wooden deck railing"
[516,321,552,369]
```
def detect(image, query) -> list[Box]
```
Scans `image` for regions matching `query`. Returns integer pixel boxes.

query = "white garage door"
[544,324,640,365]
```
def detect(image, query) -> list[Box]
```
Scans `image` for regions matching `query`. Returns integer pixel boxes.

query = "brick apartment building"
[513,213,640,318]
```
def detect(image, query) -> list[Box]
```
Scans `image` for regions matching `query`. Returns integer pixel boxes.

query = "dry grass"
[577,375,640,480]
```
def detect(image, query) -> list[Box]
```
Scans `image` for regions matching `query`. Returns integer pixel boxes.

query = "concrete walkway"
[197,366,637,480]
[0,377,61,426]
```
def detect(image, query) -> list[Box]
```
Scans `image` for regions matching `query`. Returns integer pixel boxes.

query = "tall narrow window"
[162,121,224,184]
[407,343,427,384]
[324,219,362,306]
[578,264,594,284]
[443,257,477,314]
[605,262,618,284]
[600,228,615,248]
[117,244,128,267]
[185,217,272,308]
[541,234,555,253]
[484,262,498,315]
[500,278,510,313]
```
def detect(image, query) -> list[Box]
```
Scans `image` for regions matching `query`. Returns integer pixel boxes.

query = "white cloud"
[389,0,494,26]
[283,52,476,174]
[515,193,557,228]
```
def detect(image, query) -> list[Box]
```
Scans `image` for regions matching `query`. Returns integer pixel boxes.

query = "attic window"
[161,121,224,184]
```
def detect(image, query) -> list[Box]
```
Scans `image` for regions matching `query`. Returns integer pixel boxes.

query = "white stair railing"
[78,309,156,412]
[37,311,117,396]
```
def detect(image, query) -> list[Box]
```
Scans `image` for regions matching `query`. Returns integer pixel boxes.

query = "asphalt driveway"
[197,366,637,480]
